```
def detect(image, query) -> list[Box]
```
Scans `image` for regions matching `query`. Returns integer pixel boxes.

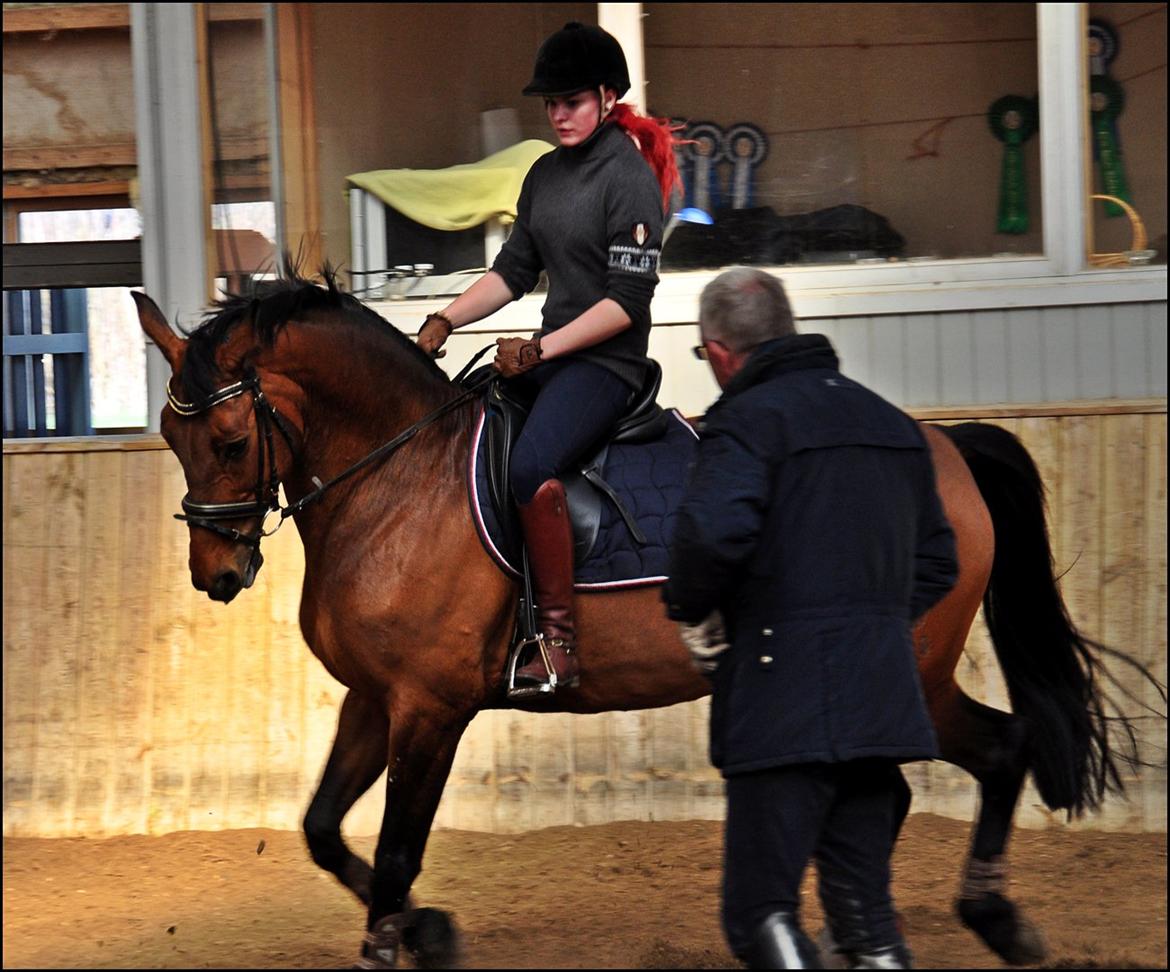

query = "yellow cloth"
[346,139,556,232]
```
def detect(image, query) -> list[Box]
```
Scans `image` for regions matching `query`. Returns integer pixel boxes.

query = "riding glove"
[417,313,453,357]
[494,335,543,377]
[676,611,730,676]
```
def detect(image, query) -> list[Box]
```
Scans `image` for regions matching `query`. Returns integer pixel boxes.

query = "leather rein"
[167,348,493,549]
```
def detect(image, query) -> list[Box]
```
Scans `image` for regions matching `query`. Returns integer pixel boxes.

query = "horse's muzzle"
[203,547,263,603]
[208,569,244,603]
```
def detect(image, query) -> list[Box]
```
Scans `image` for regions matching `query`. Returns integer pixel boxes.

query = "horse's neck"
[275,324,471,542]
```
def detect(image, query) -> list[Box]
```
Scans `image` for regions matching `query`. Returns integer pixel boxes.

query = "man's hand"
[676,611,730,676]
[493,335,543,377]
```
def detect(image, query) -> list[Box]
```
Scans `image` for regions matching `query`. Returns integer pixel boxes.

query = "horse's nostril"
[210,570,243,603]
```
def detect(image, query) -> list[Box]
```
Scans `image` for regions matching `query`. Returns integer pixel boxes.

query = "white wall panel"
[1075,305,1115,399]
[544,301,1166,418]
[1004,308,1044,404]
[1038,306,1079,402]
[1147,302,1168,397]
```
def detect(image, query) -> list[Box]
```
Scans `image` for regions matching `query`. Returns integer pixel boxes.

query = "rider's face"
[545,90,610,147]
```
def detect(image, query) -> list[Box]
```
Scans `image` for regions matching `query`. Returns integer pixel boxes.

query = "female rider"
[417,22,681,695]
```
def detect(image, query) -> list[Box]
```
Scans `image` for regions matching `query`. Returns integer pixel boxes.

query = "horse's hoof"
[402,907,462,969]
[356,914,405,969]
[956,893,1047,965]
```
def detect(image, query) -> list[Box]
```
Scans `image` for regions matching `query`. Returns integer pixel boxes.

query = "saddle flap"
[478,359,672,566]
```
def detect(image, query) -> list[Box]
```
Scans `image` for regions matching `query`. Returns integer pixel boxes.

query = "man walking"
[664,268,959,969]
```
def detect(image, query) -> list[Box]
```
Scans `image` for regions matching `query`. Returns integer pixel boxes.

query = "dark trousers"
[509,359,633,504]
[722,759,909,959]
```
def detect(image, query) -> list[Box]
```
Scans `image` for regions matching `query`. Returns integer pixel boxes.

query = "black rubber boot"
[743,912,824,969]
[843,944,914,969]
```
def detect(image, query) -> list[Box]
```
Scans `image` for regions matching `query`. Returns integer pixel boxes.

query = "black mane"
[177,265,449,401]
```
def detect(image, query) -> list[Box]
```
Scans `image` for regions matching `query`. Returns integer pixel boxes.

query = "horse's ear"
[132,291,186,372]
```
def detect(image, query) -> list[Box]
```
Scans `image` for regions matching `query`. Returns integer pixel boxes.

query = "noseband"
[167,372,296,549]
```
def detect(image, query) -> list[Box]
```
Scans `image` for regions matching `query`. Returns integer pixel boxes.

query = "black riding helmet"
[522,21,631,98]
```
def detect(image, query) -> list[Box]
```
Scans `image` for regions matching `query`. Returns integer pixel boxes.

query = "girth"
[475,359,671,566]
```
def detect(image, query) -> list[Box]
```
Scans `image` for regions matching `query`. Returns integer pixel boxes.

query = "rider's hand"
[417,313,453,357]
[493,335,543,377]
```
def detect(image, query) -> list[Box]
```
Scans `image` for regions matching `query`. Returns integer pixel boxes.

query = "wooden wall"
[3,403,1165,838]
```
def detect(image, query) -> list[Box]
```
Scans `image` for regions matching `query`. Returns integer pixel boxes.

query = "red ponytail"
[609,103,686,214]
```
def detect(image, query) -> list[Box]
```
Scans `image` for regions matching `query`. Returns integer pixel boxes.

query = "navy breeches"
[722,759,908,958]
[508,358,633,504]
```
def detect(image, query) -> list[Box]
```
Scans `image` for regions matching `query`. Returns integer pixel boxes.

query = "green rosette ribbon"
[988,95,1038,234]
[1090,76,1131,217]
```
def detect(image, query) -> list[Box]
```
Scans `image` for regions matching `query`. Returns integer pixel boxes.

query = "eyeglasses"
[692,344,709,361]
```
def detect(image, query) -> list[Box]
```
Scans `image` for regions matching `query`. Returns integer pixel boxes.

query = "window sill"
[369,260,1167,334]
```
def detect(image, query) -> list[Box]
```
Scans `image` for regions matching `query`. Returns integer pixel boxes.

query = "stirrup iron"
[506,633,559,698]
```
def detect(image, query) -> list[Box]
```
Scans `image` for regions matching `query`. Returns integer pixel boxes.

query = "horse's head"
[134,290,295,603]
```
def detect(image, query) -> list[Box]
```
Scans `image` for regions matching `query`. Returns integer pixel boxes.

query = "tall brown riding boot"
[512,478,580,692]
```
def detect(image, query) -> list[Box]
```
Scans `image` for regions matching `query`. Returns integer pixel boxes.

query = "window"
[1085,5,1166,269]
[7,210,146,433]
[205,6,280,295]
[645,3,1044,271]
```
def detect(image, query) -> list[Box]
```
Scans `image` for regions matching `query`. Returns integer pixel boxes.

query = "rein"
[168,345,495,547]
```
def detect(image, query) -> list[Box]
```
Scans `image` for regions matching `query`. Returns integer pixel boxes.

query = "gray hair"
[698,267,795,352]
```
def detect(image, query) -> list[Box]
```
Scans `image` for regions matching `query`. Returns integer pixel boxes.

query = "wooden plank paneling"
[3,405,1166,837]
[76,451,125,833]
[1098,413,1150,829]
[110,449,160,835]
[1141,414,1168,829]
[2,451,47,836]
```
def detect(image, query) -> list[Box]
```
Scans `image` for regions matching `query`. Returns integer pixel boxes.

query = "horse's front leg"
[303,688,389,906]
[358,697,471,970]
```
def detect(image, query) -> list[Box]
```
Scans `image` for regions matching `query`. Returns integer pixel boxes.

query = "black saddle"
[469,359,671,565]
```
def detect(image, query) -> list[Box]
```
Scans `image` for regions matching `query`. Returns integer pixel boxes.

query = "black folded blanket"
[662,203,905,269]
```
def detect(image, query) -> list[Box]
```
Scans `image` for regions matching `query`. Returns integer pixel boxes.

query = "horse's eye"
[223,439,249,462]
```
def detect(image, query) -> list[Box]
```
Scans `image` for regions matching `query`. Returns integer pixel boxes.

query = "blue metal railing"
[3,289,92,437]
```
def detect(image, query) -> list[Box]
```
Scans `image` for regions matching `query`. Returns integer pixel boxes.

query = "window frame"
[385,2,1165,334]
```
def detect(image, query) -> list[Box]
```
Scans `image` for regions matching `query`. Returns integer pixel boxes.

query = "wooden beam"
[3,3,265,34]
[4,144,138,170]
[5,134,270,173]
[3,182,131,202]
[275,4,321,272]
[909,399,1167,421]
[2,435,168,454]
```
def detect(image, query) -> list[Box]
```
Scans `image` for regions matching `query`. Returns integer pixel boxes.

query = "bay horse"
[133,270,1146,968]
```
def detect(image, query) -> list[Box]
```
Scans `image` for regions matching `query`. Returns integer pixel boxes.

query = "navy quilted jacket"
[663,333,958,776]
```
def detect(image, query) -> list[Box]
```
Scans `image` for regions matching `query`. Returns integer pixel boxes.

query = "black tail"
[940,422,1163,817]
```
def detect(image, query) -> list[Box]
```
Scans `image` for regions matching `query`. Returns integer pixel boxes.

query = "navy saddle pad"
[468,404,699,590]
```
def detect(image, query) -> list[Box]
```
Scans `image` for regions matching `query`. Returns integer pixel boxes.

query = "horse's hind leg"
[303,688,388,906]
[933,684,1046,966]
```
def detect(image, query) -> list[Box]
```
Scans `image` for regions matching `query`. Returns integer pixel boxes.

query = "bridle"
[166,372,296,550]
[167,348,493,555]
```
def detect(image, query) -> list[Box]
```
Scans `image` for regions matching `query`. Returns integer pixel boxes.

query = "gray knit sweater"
[491,121,664,390]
